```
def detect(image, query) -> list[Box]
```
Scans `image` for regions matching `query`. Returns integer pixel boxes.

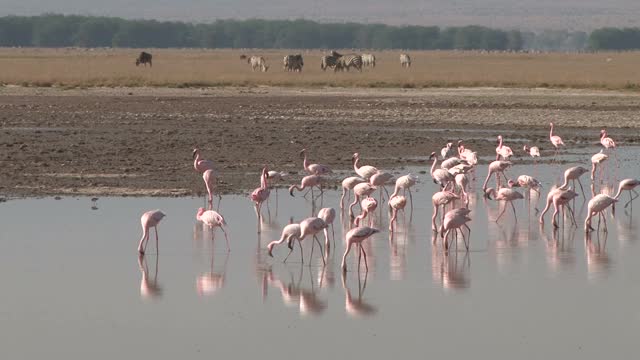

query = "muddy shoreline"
[0,86,638,198]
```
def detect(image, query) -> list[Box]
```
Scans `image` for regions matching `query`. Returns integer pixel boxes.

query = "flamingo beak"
[192,150,197,159]
[289,188,295,197]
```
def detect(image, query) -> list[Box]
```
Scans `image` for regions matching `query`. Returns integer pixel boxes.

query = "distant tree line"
[0,14,636,51]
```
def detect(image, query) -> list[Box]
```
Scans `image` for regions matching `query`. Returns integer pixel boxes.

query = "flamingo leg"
[577,178,586,198]
[299,239,305,264]
[510,201,518,223]
[495,202,507,222]
[155,226,159,254]
[431,205,439,232]
[340,188,346,209]
[314,235,326,265]
[361,246,368,272]
[408,188,414,221]
[624,189,639,208]
[283,242,295,263]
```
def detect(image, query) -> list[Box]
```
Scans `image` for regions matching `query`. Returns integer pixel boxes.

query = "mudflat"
[1,86,638,198]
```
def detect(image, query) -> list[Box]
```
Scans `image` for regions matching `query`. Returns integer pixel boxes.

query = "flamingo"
[439,208,472,236]
[613,178,640,208]
[266,170,288,198]
[202,169,221,208]
[369,171,394,203]
[482,160,512,191]
[390,174,418,217]
[289,174,323,199]
[441,142,455,159]
[538,187,579,228]
[341,226,380,273]
[349,182,377,218]
[388,195,407,232]
[299,217,328,265]
[457,140,478,165]
[507,175,542,203]
[441,157,467,170]
[590,150,608,182]
[549,122,565,161]
[484,187,524,222]
[138,254,162,299]
[429,152,454,189]
[495,135,513,160]
[600,129,616,149]
[559,166,589,197]
[251,166,271,223]
[300,149,332,175]
[432,190,460,232]
[455,173,470,204]
[585,194,618,232]
[354,197,378,227]
[317,207,336,248]
[523,145,541,159]
[442,209,472,251]
[196,207,230,251]
[340,176,366,209]
[267,223,302,262]
[137,209,166,254]
[352,153,378,180]
[192,148,215,173]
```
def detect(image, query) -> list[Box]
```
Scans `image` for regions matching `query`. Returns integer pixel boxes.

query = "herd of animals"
[137,123,639,274]
[135,50,411,72]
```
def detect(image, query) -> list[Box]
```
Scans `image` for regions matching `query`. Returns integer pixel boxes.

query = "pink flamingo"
[349,182,377,218]
[317,207,336,248]
[454,173,470,204]
[137,209,166,254]
[457,140,478,165]
[442,208,472,251]
[523,145,541,159]
[192,148,215,173]
[340,176,366,209]
[507,175,542,202]
[614,178,640,208]
[389,195,407,232]
[441,142,455,159]
[549,122,565,161]
[369,171,394,203]
[355,197,378,227]
[267,223,302,262]
[495,135,513,160]
[289,174,323,199]
[429,152,454,189]
[196,207,230,250]
[482,160,512,191]
[432,190,460,231]
[202,169,221,208]
[267,170,288,198]
[539,187,579,228]
[590,150,608,182]
[251,166,271,223]
[299,217,328,265]
[439,208,471,235]
[390,174,418,217]
[352,153,378,180]
[559,166,589,197]
[584,194,618,232]
[600,129,616,149]
[484,187,524,222]
[300,149,332,175]
[341,226,380,273]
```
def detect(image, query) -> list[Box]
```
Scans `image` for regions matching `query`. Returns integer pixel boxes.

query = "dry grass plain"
[2,48,640,89]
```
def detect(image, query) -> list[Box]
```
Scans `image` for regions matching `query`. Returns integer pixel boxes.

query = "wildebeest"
[136,52,152,67]
[248,56,269,72]
[400,53,411,68]
[283,54,304,72]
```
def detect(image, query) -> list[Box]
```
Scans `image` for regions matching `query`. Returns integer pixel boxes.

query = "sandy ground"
[0,86,639,198]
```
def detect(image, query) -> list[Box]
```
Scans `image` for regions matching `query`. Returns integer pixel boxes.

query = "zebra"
[135,52,152,67]
[400,53,411,68]
[361,53,376,68]
[334,54,363,72]
[283,54,304,72]
[248,56,269,72]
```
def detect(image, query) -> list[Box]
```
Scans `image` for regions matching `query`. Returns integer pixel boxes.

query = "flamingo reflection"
[431,243,470,290]
[341,271,377,317]
[196,248,228,297]
[585,231,611,280]
[138,254,162,300]
[267,265,327,316]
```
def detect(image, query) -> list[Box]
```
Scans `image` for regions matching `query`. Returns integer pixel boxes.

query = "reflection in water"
[389,231,407,281]
[196,248,228,297]
[138,254,162,300]
[541,225,577,274]
[585,231,612,281]
[266,265,327,317]
[431,244,470,290]
[342,272,377,317]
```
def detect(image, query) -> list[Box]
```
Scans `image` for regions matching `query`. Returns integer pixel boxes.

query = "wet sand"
[1,86,639,198]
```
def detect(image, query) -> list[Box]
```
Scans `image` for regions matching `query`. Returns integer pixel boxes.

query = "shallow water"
[1,145,639,359]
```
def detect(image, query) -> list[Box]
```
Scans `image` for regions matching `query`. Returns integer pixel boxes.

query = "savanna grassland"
[2,48,640,90]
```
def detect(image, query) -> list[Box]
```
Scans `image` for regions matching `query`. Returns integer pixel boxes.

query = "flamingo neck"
[430,156,438,176]
[549,124,554,138]
[498,136,503,149]
[353,156,360,172]
[302,152,309,171]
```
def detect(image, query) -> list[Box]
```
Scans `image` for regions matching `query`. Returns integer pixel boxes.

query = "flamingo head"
[196,207,205,219]
[429,152,437,159]
[457,139,464,146]
[549,122,554,127]
[507,179,519,188]
[267,242,275,257]
[299,149,307,157]
[288,185,295,197]
[484,188,496,200]
[192,148,200,159]
[352,152,360,160]
[446,142,453,149]
[523,145,528,152]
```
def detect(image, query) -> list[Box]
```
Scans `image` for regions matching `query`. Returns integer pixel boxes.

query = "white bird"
[317,207,336,248]
[484,187,524,222]
[429,152,454,189]
[482,160,512,191]
[390,174,418,216]
[138,209,166,254]
[299,217,328,265]
[441,142,456,159]
[349,182,377,218]
[585,194,617,233]
[613,178,640,208]
[590,150,608,182]
[341,226,380,273]
[300,149,332,175]
[559,166,589,197]
[352,152,378,180]
[267,223,302,262]
[196,207,230,251]
[340,176,367,209]
[388,195,407,232]
[193,148,215,173]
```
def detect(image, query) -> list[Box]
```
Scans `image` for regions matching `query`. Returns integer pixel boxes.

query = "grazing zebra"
[335,54,363,72]
[400,53,411,68]
[248,56,269,72]
[135,52,152,67]
[283,54,304,72]
[320,50,344,71]
[361,53,376,68]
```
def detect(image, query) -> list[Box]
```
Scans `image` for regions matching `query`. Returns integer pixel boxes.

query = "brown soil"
[1,86,639,198]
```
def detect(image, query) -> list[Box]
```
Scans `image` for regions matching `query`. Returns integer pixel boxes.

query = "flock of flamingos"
[137,122,639,274]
